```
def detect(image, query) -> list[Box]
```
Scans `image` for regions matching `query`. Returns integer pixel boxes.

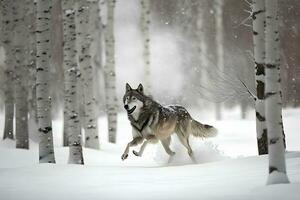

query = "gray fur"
[122,83,218,162]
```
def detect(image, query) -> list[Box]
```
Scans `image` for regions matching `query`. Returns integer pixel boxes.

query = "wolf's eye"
[132,97,137,101]
[126,96,129,100]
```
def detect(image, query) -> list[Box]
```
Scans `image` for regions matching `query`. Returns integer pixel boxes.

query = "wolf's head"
[123,83,146,117]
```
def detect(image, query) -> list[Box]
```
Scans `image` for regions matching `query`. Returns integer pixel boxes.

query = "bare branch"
[238,78,257,101]
[244,0,252,6]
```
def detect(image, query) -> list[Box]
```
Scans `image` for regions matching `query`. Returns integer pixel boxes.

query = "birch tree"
[62,0,84,164]
[140,0,151,93]
[76,0,99,149]
[90,0,102,69]
[252,0,268,155]
[1,0,14,140]
[265,0,289,185]
[105,0,118,143]
[36,0,56,163]
[27,0,38,133]
[62,0,69,147]
[13,0,29,149]
[214,0,224,120]
[90,0,103,114]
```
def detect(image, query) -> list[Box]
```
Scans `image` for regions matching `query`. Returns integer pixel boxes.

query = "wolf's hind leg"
[176,133,196,162]
[133,140,148,157]
[185,138,197,163]
[160,137,175,156]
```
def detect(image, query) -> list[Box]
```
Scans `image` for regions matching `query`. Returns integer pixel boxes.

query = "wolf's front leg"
[133,135,157,157]
[133,140,148,157]
[121,137,143,161]
[160,137,175,156]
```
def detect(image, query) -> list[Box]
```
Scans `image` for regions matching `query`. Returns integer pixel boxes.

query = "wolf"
[121,83,218,162]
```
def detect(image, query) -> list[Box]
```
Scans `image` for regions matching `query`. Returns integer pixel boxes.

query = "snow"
[267,171,290,185]
[0,108,300,200]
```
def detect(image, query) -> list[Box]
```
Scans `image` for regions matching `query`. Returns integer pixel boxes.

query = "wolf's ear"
[137,83,144,94]
[126,83,132,92]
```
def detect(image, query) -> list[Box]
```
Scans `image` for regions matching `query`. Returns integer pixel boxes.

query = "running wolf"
[121,83,217,162]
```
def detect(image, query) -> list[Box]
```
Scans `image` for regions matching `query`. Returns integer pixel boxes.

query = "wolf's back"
[190,119,218,138]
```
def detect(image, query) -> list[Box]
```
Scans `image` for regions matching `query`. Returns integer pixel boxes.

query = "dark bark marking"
[256,111,265,121]
[258,129,268,155]
[269,166,278,173]
[269,137,280,145]
[265,92,277,98]
[37,67,44,71]
[266,64,276,69]
[256,80,265,99]
[255,63,265,76]
[38,126,52,134]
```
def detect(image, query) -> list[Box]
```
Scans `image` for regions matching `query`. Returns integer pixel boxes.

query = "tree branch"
[238,78,257,101]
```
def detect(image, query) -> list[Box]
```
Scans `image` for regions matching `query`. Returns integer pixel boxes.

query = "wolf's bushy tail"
[191,119,218,138]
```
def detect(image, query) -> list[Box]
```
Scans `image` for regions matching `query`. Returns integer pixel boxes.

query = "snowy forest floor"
[0,107,300,200]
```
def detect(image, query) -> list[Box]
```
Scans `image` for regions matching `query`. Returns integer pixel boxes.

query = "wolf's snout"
[124,105,129,110]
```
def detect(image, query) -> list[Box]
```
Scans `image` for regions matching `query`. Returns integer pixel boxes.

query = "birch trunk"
[76,0,99,149]
[214,0,224,120]
[90,0,102,70]
[1,0,14,140]
[61,0,68,147]
[27,0,38,132]
[140,0,151,94]
[63,112,69,146]
[90,0,103,116]
[62,0,69,147]
[105,0,118,143]
[15,85,29,149]
[36,0,56,163]
[265,0,289,185]
[62,0,84,164]
[252,0,268,155]
[13,0,29,149]
[3,85,14,140]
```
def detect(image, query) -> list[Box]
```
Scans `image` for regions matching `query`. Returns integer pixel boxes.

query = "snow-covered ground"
[0,108,300,200]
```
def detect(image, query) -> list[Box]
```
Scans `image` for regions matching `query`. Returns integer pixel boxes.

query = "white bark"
[252,0,268,155]
[1,0,14,140]
[13,0,29,149]
[105,0,118,143]
[36,0,56,163]
[3,84,14,140]
[62,0,84,164]
[27,0,38,129]
[75,0,99,149]
[63,112,69,146]
[140,0,151,94]
[214,0,224,120]
[89,0,102,70]
[61,0,68,147]
[89,0,103,116]
[265,0,289,185]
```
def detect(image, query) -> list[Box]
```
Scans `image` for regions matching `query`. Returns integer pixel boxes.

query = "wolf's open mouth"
[127,106,136,115]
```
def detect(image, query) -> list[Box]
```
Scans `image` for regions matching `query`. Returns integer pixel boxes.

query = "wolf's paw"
[121,153,128,161]
[132,150,141,157]
[167,155,174,164]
